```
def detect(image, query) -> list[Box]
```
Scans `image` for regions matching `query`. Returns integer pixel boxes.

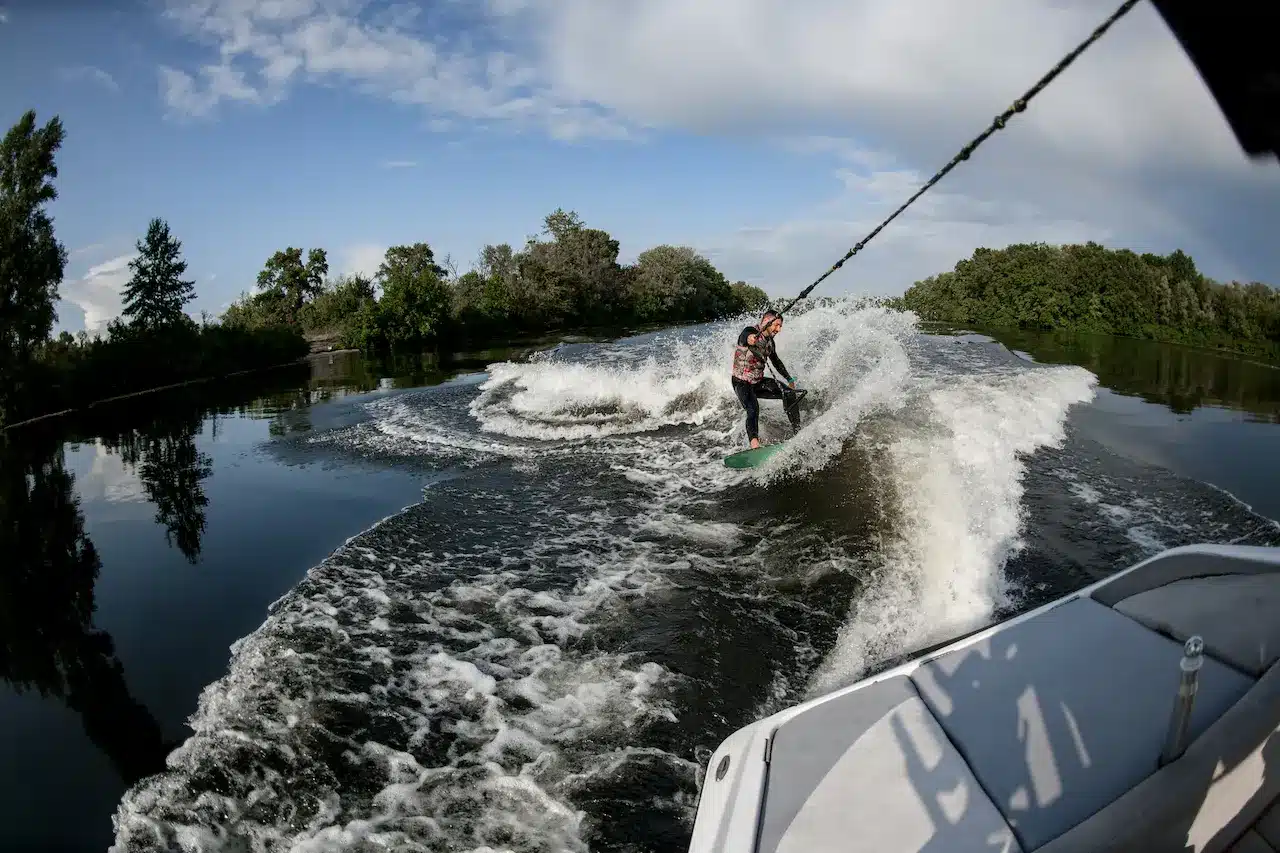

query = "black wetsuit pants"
[732,377,801,442]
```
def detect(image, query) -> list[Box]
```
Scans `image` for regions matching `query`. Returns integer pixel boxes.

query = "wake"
[111,304,1105,853]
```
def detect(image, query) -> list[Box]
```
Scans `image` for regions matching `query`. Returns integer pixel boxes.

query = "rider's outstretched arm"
[769,349,793,384]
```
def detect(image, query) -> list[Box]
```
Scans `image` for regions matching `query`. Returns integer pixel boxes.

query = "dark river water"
[3,308,1279,853]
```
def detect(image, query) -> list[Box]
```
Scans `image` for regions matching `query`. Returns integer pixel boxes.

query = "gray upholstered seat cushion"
[1227,829,1276,853]
[758,675,1021,853]
[1257,799,1280,850]
[1113,574,1280,676]
[1091,547,1280,607]
[1035,669,1280,853]
[910,597,1255,850]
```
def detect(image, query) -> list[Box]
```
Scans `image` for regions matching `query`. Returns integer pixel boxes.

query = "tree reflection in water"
[98,409,213,564]
[0,432,174,784]
[0,367,313,785]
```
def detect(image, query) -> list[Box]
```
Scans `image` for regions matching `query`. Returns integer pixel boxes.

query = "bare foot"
[750,438,761,450]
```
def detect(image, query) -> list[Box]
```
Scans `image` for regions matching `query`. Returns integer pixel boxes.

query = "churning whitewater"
[110,305,1280,853]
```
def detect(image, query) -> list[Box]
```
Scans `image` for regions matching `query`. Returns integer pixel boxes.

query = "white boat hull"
[689,544,1280,853]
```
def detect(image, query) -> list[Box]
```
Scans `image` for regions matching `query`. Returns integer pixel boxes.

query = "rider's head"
[761,310,783,336]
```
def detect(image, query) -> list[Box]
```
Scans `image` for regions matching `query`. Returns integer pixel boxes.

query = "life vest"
[731,328,770,383]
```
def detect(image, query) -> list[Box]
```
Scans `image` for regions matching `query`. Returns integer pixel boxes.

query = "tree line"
[222,208,770,352]
[0,110,308,427]
[896,242,1280,360]
[0,105,768,425]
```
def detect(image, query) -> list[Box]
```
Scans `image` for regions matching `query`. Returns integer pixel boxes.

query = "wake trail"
[112,305,1125,852]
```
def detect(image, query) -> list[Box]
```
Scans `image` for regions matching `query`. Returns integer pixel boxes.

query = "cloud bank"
[60,253,136,334]
[339,243,387,279]
[156,0,1280,293]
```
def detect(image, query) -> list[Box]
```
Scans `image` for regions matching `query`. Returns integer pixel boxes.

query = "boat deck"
[689,545,1280,853]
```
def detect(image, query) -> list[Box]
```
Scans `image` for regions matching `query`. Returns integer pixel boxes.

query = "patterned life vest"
[731,329,770,383]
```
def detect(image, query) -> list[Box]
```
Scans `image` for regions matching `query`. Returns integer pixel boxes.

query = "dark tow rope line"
[777,0,1145,316]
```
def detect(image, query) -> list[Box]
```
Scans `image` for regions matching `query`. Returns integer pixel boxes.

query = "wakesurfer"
[730,310,802,449]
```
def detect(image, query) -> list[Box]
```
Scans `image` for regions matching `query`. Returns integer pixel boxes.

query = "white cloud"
[155,0,626,138]
[155,0,1280,290]
[339,243,386,279]
[154,0,1251,161]
[159,63,266,118]
[517,0,1278,289]
[381,159,417,168]
[71,241,107,257]
[695,150,1117,296]
[84,442,147,504]
[60,253,136,333]
[522,0,1252,171]
[0,8,8,25]
[59,65,121,93]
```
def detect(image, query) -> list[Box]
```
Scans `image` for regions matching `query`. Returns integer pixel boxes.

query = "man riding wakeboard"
[730,310,803,449]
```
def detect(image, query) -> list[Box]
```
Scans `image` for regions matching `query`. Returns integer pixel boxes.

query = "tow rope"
[778,0,1144,315]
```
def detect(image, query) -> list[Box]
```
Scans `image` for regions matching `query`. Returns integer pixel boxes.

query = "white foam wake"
[746,306,915,479]
[110,494,700,852]
[468,305,919,496]
[110,304,1115,852]
[456,309,1102,702]
[808,357,1098,693]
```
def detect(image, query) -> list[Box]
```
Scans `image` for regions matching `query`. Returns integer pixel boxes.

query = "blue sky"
[2,0,1278,334]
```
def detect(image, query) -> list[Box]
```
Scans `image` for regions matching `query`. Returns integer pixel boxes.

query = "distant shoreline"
[0,356,317,432]
[1,330,621,433]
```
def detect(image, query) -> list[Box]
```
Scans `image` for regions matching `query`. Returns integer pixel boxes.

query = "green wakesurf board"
[724,442,787,469]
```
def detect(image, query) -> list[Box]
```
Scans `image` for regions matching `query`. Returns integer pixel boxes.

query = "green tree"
[630,245,693,321]
[451,244,519,330]
[505,209,626,327]
[479,243,518,284]
[447,244,519,343]
[629,245,736,322]
[899,242,1280,361]
[221,288,290,330]
[547,211,626,323]
[730,281,769,313]
[301,273,376,334]
[0,110,67,423]
[338,273,376,310]
[544,208,584,239]
[343,299,385,351]
[255,247,329,325]
[120,218,195,330]
[375,242,452,348]
[511,242,571,327]
[435,213,777,344]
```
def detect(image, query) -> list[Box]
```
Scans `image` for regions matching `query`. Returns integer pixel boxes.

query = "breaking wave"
[807,364,1097,693]
[112,304,1141,851]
